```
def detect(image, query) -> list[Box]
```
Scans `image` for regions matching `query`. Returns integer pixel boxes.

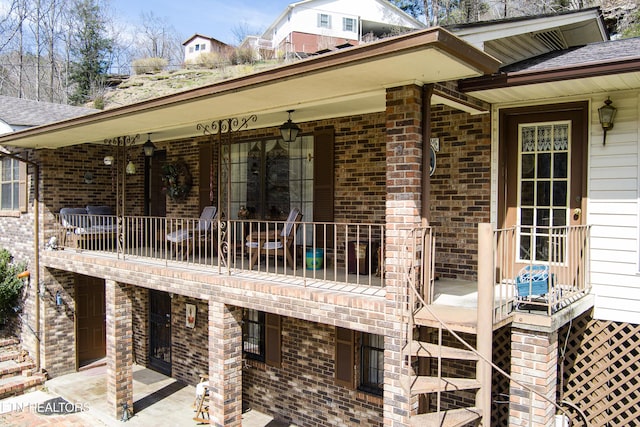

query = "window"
[360,333,384,395]
[318,13,331,29]
[517,122,570,262]
[335,328,384,396]
[0,157,24,212]
[243,309,264,361]
[343,17,356,32]
[195,44,200,51]
[242,310,281,367]
[200,43,206,51]
[189,47,194,53]
[222,136,314,221]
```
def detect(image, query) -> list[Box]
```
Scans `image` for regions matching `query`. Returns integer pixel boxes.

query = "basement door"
[149,290,172,375]
[499,102,587,265]
[76,276,106,366]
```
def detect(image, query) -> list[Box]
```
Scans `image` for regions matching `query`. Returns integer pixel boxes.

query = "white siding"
[587,90,640,324]
[271,0,422,49]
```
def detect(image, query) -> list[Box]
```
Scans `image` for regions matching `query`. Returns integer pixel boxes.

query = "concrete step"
[0,359,36,379]
[0,372,46,399]
[410,407,482,427]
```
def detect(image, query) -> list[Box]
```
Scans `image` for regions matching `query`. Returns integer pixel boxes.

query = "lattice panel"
[491,324,511,426]
[558,310,640,426]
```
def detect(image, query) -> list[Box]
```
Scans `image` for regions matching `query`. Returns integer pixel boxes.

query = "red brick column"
[510,327,558,426]
[383,84,424,426]
[105,279,133,420]
[208,301,243,426]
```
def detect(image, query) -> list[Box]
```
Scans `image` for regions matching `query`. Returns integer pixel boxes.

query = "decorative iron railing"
[50,213,385,288]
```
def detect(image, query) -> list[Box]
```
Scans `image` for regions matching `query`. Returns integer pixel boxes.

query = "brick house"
[0,8,639,427]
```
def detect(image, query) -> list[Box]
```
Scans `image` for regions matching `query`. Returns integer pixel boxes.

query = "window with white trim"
[318,13,331,29]
[343,17,356,32]
[0,157,20,211]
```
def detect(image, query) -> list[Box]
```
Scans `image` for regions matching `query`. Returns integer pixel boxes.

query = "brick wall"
[170,294,208,384]
[131,287,148,367]
[41,268,76,377]
[244,316,383,426]
[429,105,491,281]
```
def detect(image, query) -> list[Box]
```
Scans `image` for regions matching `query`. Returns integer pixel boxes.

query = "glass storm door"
[518,122,569,263]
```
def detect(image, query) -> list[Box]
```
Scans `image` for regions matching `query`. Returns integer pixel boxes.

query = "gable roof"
[182,33,227,47]
[459,37,640,103]
[0,96,98,130]
[449,7,607,66]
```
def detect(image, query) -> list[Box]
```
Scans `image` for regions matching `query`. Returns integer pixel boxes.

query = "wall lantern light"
[142,133,156,157]
[598,97,617,146]
[279,110,300,142]
[104,155,114,166]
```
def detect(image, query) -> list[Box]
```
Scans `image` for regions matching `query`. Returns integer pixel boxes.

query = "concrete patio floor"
[0,362,294,426]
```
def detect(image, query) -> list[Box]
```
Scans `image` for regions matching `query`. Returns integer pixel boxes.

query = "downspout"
[0,150,40,371]
[422,84,433,226]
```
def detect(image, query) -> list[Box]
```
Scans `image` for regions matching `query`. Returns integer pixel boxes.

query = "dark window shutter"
[314,128,334,245]
[335,327,354,388]
[18,161,27,213]
[199,142,214,211]
[265,313,281,368]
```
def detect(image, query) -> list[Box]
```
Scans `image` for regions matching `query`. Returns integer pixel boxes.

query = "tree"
[134,11,183,71]
[0,248,25,323]
[68,0,111,105]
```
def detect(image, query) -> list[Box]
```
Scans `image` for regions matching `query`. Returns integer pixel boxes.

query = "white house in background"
[182,34,230,64]
[260,0,424,56]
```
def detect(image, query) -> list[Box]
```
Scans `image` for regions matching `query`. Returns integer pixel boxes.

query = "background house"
[259,0,425,56]
[182,34,230,64]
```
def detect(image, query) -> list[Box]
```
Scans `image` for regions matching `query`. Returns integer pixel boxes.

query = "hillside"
[101,61,283,110]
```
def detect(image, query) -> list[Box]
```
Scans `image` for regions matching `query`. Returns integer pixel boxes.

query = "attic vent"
[532,29,567,51]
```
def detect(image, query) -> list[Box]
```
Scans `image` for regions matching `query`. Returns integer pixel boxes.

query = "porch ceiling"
[464,69,640,105]
[0,27,500,150]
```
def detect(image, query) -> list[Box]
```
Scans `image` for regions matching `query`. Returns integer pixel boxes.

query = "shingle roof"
[501,36,640,73]
[0,96,98,128]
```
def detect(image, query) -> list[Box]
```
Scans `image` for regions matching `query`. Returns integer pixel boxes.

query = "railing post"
[477,223,494,426]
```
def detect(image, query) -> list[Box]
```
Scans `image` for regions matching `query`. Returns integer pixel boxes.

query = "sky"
[109,0,294,45]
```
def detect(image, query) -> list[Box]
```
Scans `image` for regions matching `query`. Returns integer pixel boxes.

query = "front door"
[149,290,171,375]
[76,276,106,366]
[499,102,588,266]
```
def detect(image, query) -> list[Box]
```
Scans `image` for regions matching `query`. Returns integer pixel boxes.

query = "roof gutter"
[459,56,640,93]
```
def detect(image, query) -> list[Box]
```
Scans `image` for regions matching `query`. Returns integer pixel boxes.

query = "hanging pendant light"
[279,110,300,142]
[126,160,136,175]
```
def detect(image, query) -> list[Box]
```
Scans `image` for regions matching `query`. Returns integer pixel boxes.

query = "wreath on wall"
[162,160,193,201]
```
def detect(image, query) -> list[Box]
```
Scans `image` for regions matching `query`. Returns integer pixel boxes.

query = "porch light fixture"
[279,110,300,142]
[598,97,617,146]
[142,133,156,157]
[103,155,114,166]
[125,159,136,175]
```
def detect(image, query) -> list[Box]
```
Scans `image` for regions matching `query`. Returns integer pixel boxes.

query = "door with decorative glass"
[500,102,587,269]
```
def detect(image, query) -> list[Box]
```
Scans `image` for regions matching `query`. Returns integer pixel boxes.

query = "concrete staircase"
[0,337,46,399]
